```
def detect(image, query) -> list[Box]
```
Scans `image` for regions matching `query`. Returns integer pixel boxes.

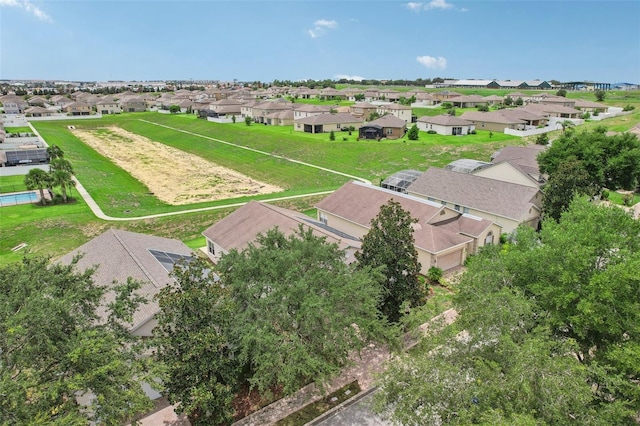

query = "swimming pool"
[0,191,39,207]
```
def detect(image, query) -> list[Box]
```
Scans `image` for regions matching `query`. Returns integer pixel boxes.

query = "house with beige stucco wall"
[294,112,363,134]
[417,114,475,136]
[376,103,412,123]
[316,181,500,272]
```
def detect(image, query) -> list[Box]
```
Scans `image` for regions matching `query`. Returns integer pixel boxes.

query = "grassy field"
[1,99,638,267]
[4,126,32,133]
[0,175,29,194]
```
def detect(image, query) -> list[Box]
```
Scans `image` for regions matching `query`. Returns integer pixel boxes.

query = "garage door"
[437,250,462,271]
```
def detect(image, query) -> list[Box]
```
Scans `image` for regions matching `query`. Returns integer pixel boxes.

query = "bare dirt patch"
[72,127,282,205]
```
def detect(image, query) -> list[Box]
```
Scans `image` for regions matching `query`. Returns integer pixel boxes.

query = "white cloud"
[335,74,365,82]
[425,0,453,10]
[0,0,51,21]
[307,19,338,38]
[417,55,447,70]
[315,19,337,29]
[405,2,423,11]
[405,0,456,12]
[460,7,469,12]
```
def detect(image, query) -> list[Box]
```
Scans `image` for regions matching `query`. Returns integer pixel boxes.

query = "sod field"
[1,95,638,266]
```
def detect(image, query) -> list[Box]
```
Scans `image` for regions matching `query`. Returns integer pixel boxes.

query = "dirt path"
[72,127,282,205]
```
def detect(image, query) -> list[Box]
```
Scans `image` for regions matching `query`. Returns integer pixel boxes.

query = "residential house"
[489,144,547,184]
[533,93,576,108]
[378,89,401,102]
[293,104,331,119]
[406,167,543,233]
[251,100,293,124]
[120,97,147,112]
[202,200,361,264]
[294,112,363,134]
[25,106,55,117]
[522,103,581,119]
[432,91,463,103]
[364,88,380,102]
[574,99,609,114]
[27,96,48,107]
[417,114,475,136]
[96,99,121,114]
[64,101,91,116]
[411,92,437,106]
[498,108,547,127]
[1,95,28,114]
[446,95,488,108]
[316,181,500,271]
[349,102,379,121]
[359,115,407,140]
[319,87,343,100]
[459,110,527,132]
[57,229,195,337]
[50,95,74,109]
[482,95,504,105]
[264,109,295,126]
[376,103,412,123]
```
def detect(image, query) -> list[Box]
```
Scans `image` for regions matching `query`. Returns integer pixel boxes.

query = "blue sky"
[1,0,639,83]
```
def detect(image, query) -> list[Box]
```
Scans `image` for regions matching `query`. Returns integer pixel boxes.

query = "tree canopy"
[155,227,396,424]
[375,199,640,424]
[356,200,423,323]
[0,256,151,425]
[542,159,597,221]
[538,126,640,191]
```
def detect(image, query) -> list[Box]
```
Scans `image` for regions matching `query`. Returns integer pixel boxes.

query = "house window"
[207,241,215,256]
[463,207,469,214]
[484,232,494,245]
[454,204,461,211]
[386,128,393,135]
[427,197,435,202]
[319,212,328,225]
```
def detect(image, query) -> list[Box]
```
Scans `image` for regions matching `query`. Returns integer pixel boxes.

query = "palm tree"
[50,157,73,173]
[49,168,75,203]
[47,144,64,160]
[24,168,51,205]
[559,120,575,135]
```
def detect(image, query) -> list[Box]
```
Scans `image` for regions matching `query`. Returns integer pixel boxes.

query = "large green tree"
[0,256,152,424]
[218,227,394,395]
[376,199,640,424]
[538,127,640,191]
[356,200,423,323]
[154,257,240,426]
[542,159,597,221]
[155,228,395,423]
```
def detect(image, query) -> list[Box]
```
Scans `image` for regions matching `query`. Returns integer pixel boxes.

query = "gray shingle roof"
[316,182,472,254]
[367,115,407,128]
[202,201,360,256]
[57,229,194,333]
[407,168,541,221]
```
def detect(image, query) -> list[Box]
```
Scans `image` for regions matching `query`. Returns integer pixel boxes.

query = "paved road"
[68,118,372,221]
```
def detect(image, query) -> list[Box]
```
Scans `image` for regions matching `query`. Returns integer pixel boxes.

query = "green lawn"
[0,175,29,193]
[4,126,33,134]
